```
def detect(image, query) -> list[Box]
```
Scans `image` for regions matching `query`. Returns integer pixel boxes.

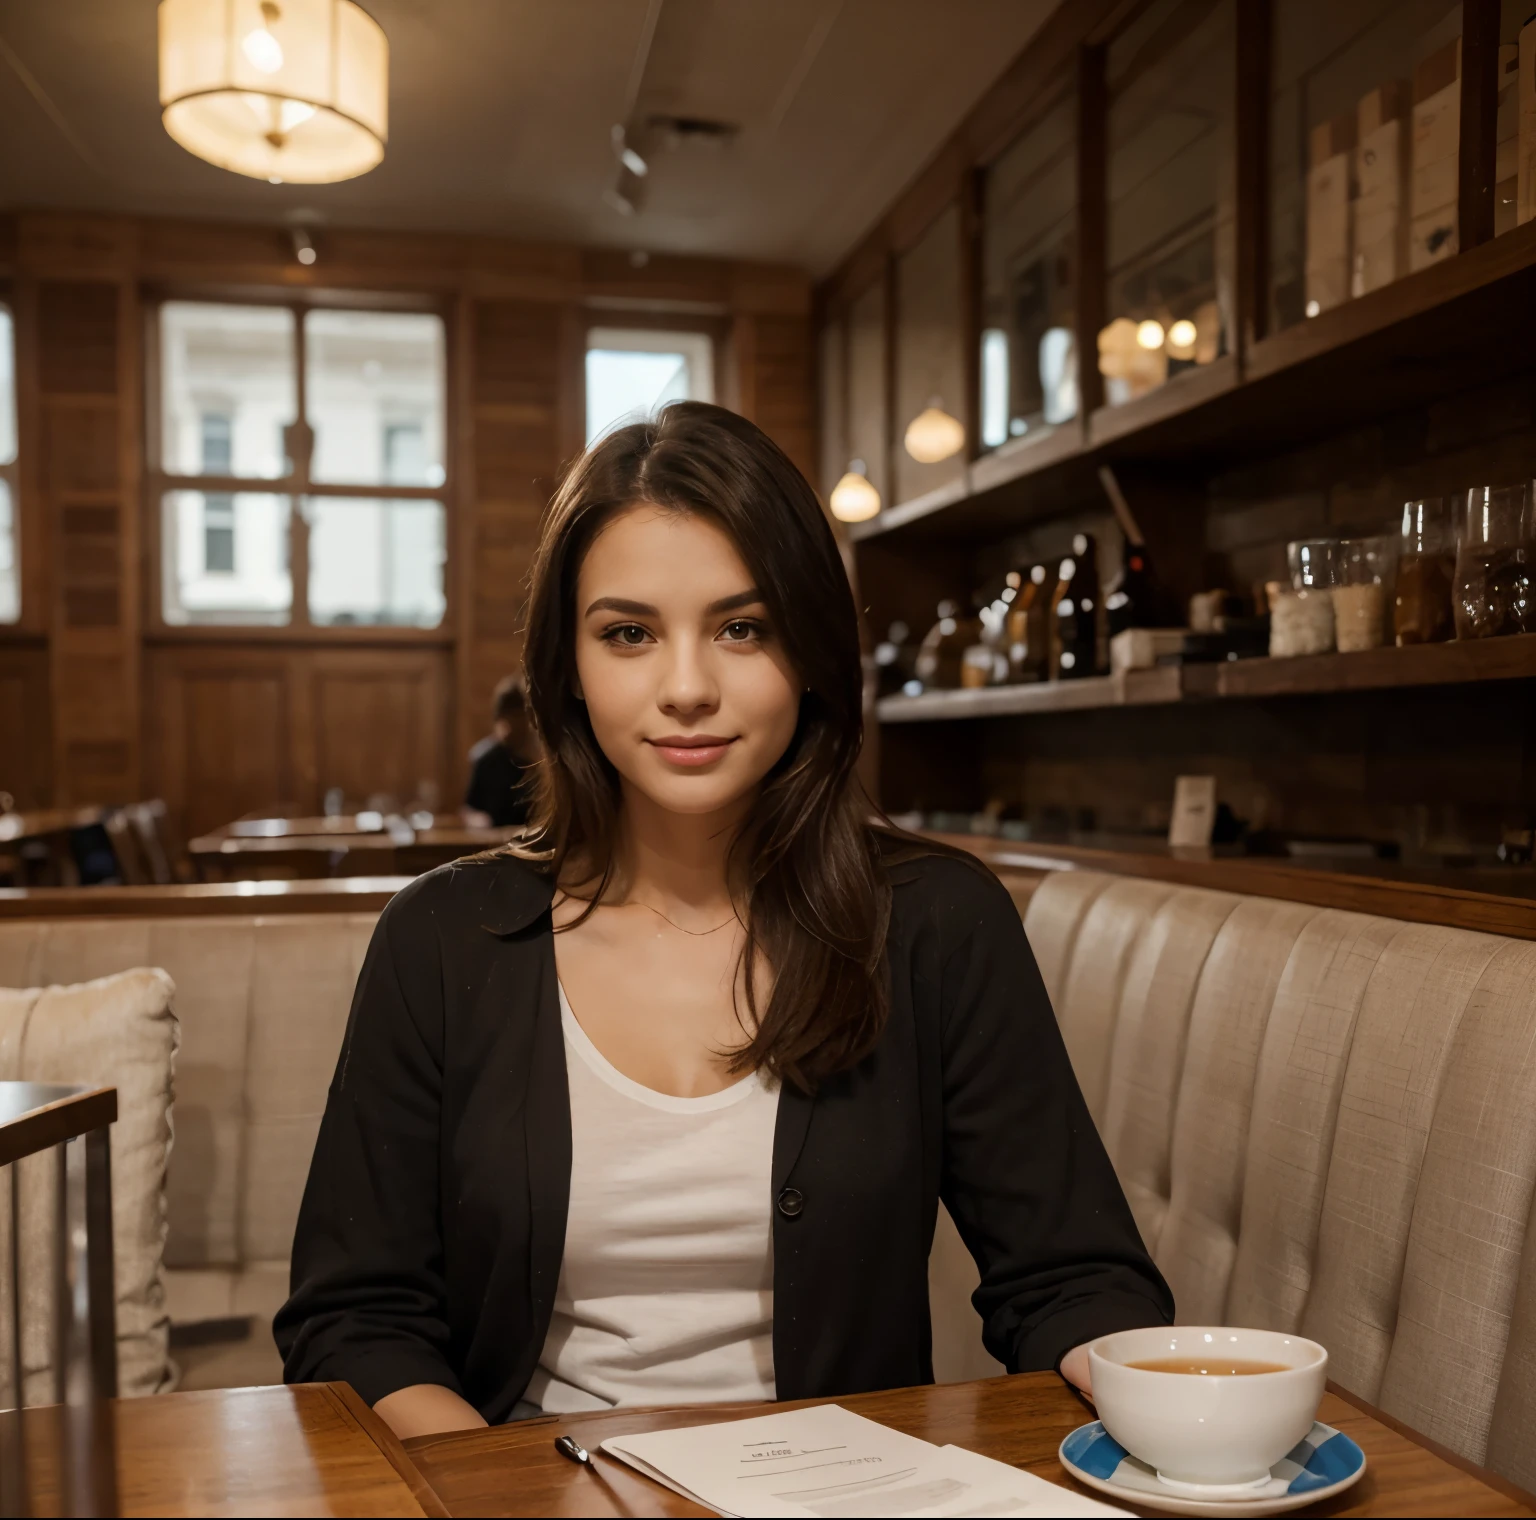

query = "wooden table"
[13,1376,1533,1516]
[401,1374,1536,1518]
[14,1384,439,1518]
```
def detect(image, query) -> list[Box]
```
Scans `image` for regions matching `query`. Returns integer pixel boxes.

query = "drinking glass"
[1394,497,1456,645]
[1455,483,1536,639]
[1333,537,1396,652]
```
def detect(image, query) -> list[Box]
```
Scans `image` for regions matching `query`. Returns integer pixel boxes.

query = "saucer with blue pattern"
[1058,1419,1367,1517]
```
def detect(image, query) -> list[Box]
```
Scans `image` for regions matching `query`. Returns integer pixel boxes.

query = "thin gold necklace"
[629,900,739,936]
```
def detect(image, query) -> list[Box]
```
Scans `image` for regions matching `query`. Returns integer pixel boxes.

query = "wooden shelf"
[877,666,1180,722]
[848,222,1536,550]
[876,634,1536,722]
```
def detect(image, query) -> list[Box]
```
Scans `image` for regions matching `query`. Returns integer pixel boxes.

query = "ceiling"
[0,1,1054,276]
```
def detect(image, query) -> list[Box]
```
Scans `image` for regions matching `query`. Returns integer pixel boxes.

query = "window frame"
[144,289,456,643]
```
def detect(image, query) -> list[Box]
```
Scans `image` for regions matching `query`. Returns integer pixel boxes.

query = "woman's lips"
[647,735,738,767]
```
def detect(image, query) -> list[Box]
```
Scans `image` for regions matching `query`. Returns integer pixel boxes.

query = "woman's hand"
[374,1383,489,1439]
[1059,1343,1093,1398]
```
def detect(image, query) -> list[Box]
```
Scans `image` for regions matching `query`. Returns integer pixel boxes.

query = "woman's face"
[574,504,802,819]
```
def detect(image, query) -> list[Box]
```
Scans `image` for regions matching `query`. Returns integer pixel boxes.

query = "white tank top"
[525,983,779,1413]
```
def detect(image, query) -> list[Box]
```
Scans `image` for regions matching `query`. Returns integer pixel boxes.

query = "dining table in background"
[187,815,521,881]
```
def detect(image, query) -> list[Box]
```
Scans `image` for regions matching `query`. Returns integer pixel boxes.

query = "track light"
[290,226,317,265]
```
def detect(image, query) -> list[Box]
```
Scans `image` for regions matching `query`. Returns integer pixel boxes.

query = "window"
[156,301,447,628]
[585,328,714,444]
[0,303,17,623]
[1103,0,1236,406]
[200,414,235,573]
[979,91,1078,448]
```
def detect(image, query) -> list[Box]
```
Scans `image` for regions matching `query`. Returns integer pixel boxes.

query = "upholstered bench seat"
[1016,869,1536,1492]
[0,914,377,1392]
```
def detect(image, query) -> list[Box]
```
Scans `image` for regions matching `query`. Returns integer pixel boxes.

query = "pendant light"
[903,398,965,464]
[829,460,881,523]
[159,0,389,184]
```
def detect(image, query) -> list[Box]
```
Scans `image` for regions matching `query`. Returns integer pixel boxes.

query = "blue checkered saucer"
[1058,1420,1366,1516]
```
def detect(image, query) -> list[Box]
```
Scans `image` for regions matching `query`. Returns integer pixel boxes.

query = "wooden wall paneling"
[846,278,890,509]
[0,644,52,808]
[1075,45,1109,420]
[309,648,450,813]
[747,315,817,486]
[147,648,296,839]
[818,311,848,499]
[457,297,566,776]
[1458,0,1502,252]
[39,276,141,806]
[1235,0,1272,354]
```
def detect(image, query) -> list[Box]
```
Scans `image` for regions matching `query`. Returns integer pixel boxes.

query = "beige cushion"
[0,968,178,1401]
[1020,870,1536,1492]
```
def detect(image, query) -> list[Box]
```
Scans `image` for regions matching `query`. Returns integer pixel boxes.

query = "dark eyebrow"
[584,590,765,618]
[705,589,765,615]
[584,596,658,617]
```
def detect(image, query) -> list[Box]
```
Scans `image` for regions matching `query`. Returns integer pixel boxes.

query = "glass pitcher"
[1455,484,1536,639]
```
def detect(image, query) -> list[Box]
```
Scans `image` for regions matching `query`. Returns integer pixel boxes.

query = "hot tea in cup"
[1088,1326,1328,1493]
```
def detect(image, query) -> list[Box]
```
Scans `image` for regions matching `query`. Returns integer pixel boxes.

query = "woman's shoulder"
[379,849,557,941]
[874,831,1022,949]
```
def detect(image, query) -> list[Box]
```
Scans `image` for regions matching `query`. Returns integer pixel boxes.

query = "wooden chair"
[0,1083,119,1518]
[103,802,180,887]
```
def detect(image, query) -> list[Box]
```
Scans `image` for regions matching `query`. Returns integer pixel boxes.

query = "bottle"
[873,621,918,698]
[914,599,983,690]
[1005,565,1050,682]
[1051,534,1100,680]
[1105,541,1163,635]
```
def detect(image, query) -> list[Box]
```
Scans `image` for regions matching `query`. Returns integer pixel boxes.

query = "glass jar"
[1455,483,1536,639]
[1394,498,1456,645]
[1333,537,1396,652]
[1269,539,1338,657]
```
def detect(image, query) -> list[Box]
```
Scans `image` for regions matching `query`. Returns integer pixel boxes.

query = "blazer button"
[776,1187,804,1219]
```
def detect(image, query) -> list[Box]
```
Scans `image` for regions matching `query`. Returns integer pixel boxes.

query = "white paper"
[601,1403,1128,1519]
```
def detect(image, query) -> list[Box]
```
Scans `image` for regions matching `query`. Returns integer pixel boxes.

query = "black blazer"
[275,848,1172,1418]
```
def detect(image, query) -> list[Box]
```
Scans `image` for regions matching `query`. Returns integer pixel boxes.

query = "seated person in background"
[277,402,1171,1439]
[461,675,537,827]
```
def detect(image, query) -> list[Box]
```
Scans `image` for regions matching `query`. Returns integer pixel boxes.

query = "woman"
[276,402,1171,1439]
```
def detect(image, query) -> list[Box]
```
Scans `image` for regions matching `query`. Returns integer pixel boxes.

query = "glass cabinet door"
[1103,0,1237,408]
[979,92,1077,449]
[1269,1,1462,332]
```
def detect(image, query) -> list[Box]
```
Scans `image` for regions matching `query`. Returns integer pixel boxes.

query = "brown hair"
[515,401,891,1092]
[491,674,526,723]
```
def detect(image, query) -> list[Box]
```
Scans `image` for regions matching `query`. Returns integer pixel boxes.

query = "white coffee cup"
[1088,1326,1328,1494]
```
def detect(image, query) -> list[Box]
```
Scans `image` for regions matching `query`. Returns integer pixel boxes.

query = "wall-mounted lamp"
[829,459,881,522]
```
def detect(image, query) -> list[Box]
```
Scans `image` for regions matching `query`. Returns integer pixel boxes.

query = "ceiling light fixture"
[1135,319,1166,351]
[830,461,881,523]
[290,226,317,265]
[904,400,965,464]
[158,0,389,184]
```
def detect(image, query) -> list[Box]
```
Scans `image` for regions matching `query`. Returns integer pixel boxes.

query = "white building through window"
[585,327,714,444]
[157,301,446,628]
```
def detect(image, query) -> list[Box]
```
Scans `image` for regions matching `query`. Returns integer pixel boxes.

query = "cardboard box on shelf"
[1410,36,1461,271]
[1352,80,1410,295]
[1306,111,1355,314]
